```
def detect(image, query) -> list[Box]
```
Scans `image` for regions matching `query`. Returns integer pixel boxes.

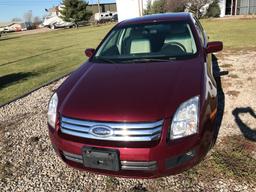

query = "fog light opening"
[186,150,195,157]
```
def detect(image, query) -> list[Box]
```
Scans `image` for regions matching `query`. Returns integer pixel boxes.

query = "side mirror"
[85,48,95,58]
[206,41,223,54]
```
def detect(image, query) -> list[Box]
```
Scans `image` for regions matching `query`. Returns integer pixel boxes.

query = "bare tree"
[165,0,187,12]
[33,16,42,24]
[11,17,22,22]
[144,0,166,15]
[144,0,211,18]
[187,0,212,18]
[24,10,33,23]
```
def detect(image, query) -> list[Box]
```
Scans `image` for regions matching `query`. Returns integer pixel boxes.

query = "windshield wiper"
[122,57,176,63]
[93,57,117,64]
[93,57,177,64]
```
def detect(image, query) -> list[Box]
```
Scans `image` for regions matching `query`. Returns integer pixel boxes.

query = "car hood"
[59,59,203,122]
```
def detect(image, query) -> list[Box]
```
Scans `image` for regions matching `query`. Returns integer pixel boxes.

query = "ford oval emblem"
[90,126,113,137]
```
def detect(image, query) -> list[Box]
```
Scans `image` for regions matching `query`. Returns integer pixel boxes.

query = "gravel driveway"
[0,51,255,192]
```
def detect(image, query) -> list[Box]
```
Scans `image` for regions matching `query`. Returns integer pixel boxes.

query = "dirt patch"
[228,74,239,79]
[220,64,233,68]
[247,77,253,81]
[217,50,256,139]
[180,135,256,190]
[213,136,256,182]
[221,81,232,89]
[226,90,240,97]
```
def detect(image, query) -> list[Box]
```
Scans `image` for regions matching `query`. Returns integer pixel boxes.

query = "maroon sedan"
[47,13,223,178]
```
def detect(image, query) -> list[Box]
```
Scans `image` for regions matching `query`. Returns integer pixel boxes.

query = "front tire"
[50,24,56,30]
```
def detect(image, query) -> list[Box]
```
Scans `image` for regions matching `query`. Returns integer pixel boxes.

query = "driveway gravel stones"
[0,51,255,191]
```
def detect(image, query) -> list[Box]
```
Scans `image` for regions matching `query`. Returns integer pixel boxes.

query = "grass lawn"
[201,18,256,49]
[0,24,114,105]
[0,18,256,105]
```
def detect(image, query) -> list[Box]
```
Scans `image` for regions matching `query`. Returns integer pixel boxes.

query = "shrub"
[144,0,166,15]
[206,0,221,18]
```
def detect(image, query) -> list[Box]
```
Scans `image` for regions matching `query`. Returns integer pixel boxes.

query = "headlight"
[47,93,58,128]
[170,96,199,140]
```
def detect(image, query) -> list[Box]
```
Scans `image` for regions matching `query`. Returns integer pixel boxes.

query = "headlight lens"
[170,96,199,140]
[47,93,58,128]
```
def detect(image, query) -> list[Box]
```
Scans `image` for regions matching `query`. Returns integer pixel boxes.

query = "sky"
[0,0,116,22]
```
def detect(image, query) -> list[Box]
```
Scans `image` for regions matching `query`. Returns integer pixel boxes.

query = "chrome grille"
[60,116,164,142]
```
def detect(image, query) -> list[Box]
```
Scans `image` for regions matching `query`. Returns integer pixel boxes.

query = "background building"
[116,0,148,22]
[215,0,256,16]
[88,2,117,14]
[225,0,256,15]
[116,0,256,22]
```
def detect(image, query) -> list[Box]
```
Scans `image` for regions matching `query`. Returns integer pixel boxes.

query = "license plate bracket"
[82,147,120,171]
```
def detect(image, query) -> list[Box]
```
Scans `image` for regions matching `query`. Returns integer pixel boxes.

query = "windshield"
[92,22,198,63]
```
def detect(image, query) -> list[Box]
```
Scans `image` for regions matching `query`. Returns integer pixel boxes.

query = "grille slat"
[61,122,90,133]
[113,126,162,136]
[62,151,157,171]
[62,117,163,129]
[61,116,164,142]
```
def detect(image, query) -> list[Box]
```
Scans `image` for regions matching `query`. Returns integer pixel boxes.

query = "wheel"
[50,24,56,30]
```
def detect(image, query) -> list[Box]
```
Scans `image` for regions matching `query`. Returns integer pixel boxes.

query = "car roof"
[118,12,193,27]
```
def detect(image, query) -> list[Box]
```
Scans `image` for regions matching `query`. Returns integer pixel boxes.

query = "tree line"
[10,0,221,30]
[144,0,221,18]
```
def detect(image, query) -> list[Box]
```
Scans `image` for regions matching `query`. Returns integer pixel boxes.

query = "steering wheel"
[167,42,187,53]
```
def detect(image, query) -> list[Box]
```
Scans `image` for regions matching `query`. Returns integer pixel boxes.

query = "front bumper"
[48,120,214,178]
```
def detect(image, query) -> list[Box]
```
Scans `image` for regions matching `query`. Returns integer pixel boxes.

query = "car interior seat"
[163,24,197,54]
[123,28,151,55]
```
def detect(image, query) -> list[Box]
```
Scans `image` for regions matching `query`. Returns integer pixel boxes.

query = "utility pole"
[248,0,250,15]
[138,0,144,17]
[140,0,144,16]
[97,0,101,13]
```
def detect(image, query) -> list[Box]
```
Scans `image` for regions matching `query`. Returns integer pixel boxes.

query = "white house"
[219,0,226,17]
[116,0,256,22]
[224,0,256,15]
[43,5,74,29]
[116,0,226,22]
[116,0,146,22]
